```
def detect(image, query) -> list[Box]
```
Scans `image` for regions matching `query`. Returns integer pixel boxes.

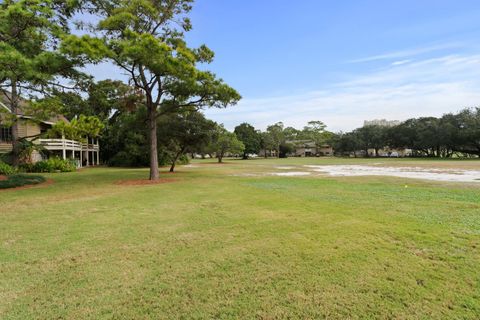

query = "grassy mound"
[0,174,46,189]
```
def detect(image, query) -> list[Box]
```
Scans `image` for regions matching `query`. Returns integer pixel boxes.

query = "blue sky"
[88,0,480,131]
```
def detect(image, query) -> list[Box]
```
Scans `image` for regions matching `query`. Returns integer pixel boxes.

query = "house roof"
[0,91,69,125]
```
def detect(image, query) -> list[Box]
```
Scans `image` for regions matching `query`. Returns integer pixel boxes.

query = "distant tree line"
[233,121,334,159]
[53,81,480,163]
[332,108,480,158]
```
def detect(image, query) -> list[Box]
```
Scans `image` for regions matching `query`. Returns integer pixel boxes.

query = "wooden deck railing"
[37,139,99,151]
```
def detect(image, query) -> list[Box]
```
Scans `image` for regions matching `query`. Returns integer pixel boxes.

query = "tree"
[57,79,141,122]
[158,110,215,172]
[234,123,260,159]
[212,125,244,163]
[266,122,284,158]
[301,121,332,155]
[283,126,301,141]
[65,0,240,179]
[101,107,151,167]
[332,132,361,157]
[279,142,294,158]
[354,125,387,157]
[0,0,84,165]
[448,108,480,156]
[259,131,275,158]
[46,115,104,142]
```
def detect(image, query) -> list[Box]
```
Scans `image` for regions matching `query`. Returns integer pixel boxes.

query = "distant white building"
[364,119,401,127]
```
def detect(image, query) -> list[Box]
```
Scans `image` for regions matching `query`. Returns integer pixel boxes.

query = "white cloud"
[391,59,411,66]
[346,42,461,63]
[205,54,480,132]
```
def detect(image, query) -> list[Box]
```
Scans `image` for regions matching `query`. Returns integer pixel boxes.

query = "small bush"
[0,161,15,175]
[177,154,190,165]
[0,174,46,189]
[20,157,77,173]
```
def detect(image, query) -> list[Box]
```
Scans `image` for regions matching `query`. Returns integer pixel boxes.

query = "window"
[0,126,12,143]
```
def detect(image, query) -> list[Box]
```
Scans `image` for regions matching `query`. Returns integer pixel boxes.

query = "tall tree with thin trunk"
[66,0,240,179]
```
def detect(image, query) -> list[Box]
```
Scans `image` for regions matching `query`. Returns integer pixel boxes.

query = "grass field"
[1,157,479,319]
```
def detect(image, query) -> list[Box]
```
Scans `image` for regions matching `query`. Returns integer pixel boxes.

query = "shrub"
[177,154,190,165]
[20,157,76,173]
[0,174,45,189]
[0,161,15,175]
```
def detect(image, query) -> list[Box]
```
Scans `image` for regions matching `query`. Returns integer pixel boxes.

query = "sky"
[87,0,480,132]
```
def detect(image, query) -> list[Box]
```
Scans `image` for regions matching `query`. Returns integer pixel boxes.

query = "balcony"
[37,138,100,167]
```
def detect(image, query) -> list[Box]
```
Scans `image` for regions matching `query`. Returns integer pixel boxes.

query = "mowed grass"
[0,158,479,319]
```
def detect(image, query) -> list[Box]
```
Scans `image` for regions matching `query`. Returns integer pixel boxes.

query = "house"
[366,147,412,157]
[0,94,100,167]
[288,140,334,157]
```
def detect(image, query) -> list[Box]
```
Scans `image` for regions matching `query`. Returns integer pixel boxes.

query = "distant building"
[363,119,401,127]
[287,140,333,157]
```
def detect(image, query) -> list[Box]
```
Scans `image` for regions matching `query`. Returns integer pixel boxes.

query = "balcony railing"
[82,143,100,151]
[37,139,99,152]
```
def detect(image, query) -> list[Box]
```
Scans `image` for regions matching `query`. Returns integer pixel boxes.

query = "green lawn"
[1,158,479,319]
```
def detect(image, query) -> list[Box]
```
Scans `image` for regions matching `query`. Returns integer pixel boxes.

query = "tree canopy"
[62,0,241,179]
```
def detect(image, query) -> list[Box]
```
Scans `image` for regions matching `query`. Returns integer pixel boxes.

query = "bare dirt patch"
[270,171,311,176]
[115,178,178,186]
[305,165,480,183]
[0,175,7,181]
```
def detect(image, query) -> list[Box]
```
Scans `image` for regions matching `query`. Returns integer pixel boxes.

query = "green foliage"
[46,115,104,141]
[0,174,45,189]
[234,123,261,158]
[16,138,47,165]
[0,161,15,175]
[63,0,241,179]
[101,108,150,167]
[212,125,245,162]
[21,157,76,173]
[158,111,216,171]
[266,122,285,156]
[0,0,84,164]
[300,120,334,152]
[0,0,84,97]
[279,142,294,158]
[333,107,480,158]
[102,108,211,168]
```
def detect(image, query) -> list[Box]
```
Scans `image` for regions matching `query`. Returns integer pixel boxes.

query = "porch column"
[62,135,66,160]
[80,149,83,168]
[96,139,99,165]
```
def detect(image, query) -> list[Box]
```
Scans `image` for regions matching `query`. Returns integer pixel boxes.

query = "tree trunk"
[10,82,20,167]
[218,152,223,163]
[170,147,185,172]
[148,105,159,180]
[169,160,176,172]
[169,153,179,172]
